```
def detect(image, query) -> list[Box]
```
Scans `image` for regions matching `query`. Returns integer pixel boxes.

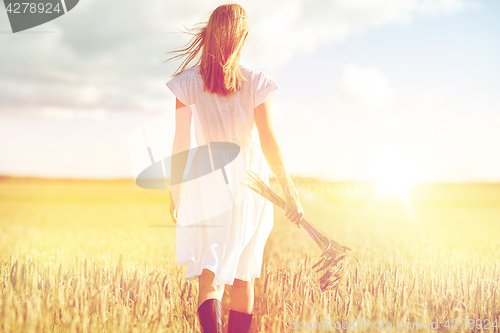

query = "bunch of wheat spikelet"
[245,171,358,291]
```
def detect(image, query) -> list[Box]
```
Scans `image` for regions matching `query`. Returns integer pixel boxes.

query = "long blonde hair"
[165,4,249,96]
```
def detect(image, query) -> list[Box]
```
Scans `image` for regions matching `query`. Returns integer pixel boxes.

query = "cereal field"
[0,176,499,332]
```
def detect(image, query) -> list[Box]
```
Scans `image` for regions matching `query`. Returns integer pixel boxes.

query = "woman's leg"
[198,269,224,306]
[230,278,254,313]
[227,278,254,333]
[197,269,224,333]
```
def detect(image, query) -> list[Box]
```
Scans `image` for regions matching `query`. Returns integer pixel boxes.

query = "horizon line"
[0,173,499,186]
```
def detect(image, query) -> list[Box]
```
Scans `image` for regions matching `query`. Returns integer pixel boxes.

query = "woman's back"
[166,63,279,148]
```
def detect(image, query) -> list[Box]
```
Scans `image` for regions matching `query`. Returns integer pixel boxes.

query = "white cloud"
[40,107,107,122]
[242,0,479,68]
[0,0,478,115]
[415,0,481,16]
[334,64,395,108]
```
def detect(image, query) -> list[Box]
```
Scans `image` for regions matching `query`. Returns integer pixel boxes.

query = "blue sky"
[268,0,500,182]
[0,0,498,182]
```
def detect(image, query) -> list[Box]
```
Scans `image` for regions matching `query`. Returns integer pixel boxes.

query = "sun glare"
[378,168,413,198]
[372,149,417,199]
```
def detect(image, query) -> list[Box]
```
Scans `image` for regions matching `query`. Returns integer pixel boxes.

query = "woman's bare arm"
[169,98,192,222]
[254,96,304,227]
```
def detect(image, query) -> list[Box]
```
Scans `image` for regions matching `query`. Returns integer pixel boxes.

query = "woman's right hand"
[284,192,304,229]
[169,190,178,224]
[169,201,177,224]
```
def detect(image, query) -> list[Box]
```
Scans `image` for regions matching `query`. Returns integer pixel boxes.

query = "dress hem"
[178,260,261,286]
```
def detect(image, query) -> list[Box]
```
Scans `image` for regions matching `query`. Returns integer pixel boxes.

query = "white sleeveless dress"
[166,63,279,285]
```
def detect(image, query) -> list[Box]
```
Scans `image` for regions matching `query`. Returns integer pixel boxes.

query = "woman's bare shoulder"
[240,63,267,80]
[175,65,200,79]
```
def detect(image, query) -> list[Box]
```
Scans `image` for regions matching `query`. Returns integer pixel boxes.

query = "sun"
[372,149,417,199]
[377,167,413,198]
[366,147,420,225]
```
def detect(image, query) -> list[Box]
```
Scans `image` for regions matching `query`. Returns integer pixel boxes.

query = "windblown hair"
[165,4,249,96]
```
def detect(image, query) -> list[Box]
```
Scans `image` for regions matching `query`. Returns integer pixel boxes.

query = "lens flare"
[373,149,417,200]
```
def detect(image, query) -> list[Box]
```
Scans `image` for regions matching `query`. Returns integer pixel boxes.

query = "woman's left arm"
[169,98,192,223]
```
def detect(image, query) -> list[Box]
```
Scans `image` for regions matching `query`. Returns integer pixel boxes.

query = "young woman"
[165,4,304,333]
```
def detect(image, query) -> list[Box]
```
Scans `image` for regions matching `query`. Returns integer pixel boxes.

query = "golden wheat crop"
[1,177,499,332]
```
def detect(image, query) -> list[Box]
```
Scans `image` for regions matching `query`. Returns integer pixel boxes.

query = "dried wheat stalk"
[244,171,358,291]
